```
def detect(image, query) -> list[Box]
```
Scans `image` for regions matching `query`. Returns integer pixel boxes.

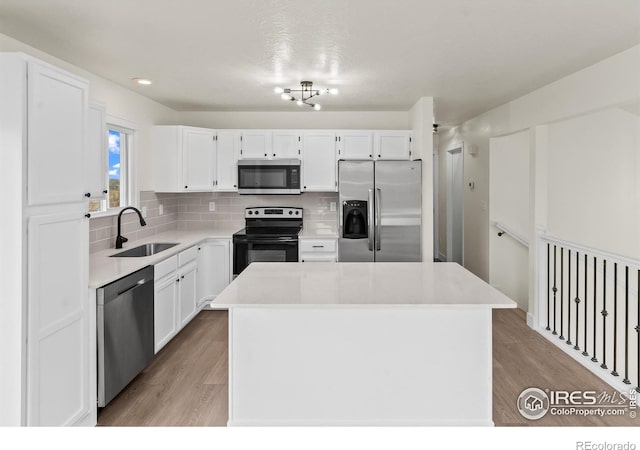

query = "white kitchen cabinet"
[272,130,302,159]
[1,53,92,427]
[27,59,89,205]
[240,130,272,159]
[183,127,217,191]
[178,260,198,329]
[154,256,179,353]
[302,132,337,192]
[299,239,338,262]
[374,131,412,160]
[216,130,241,191]
[27,211,90,426]
[85,102,108,199]
[196,239,232,308]
[153,125,217,192]
[337,131,373,160]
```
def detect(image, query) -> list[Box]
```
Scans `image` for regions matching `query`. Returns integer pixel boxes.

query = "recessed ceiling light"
[132,77,153,85]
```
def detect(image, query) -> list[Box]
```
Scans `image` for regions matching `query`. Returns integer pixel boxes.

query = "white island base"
[219,263,516,426]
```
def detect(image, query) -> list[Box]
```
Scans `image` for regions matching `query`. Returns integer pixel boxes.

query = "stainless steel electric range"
[232,207,303,277]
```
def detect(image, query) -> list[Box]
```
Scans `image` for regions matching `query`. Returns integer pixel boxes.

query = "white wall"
[410,97,434,262]
[0,33,178,191]
[546,108,640,258]
[177,111,409,130]
[436,44,640,289]
[489,131,530,310]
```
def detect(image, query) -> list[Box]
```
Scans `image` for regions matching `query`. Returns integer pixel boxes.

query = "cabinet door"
[182,128,216,191]
[216,130,241,191]
[154,274,178,353]
[197,240,231,306]
[375,131,412,160]
[272,131,301,159]
[240,131,272,159]
[338,131,373,160]
[27,210,90,426]
[302,132,337,192]
[85,102,107,199]
[28,60,89,205]
[178,261,198,329]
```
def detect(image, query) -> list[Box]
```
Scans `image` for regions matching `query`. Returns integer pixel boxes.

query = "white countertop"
[216,262,518,308]
[89,227,238,288]
[298,221,338,239]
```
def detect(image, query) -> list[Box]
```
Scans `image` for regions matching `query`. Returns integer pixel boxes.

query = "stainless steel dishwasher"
[97,265,154,407]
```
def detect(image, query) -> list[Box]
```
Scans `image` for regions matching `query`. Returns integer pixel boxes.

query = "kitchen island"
[216,262,517,426]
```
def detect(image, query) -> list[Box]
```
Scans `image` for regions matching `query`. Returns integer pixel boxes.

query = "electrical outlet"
[329,201,336,212]
[209,202,216,212]
[159,204,164,215]
[141,206,147,217]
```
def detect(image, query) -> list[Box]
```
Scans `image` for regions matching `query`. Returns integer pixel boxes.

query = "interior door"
[374,161,422,262]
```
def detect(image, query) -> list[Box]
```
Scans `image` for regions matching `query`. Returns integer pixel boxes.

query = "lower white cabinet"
[196,239,232,307]
[153,246,200,353]
[299,239,338,262]
[27,210,91,426]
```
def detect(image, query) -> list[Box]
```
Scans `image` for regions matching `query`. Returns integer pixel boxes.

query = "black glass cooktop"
[233,226,302,239]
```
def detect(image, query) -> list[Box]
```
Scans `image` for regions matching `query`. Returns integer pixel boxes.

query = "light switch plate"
[329,201,336,212]
[159,204,164,215]
[209,202,216,212]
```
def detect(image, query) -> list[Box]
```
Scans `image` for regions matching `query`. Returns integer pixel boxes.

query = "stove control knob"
[248,210,253,215]
[289,210,293,215]
[295,211,300,215]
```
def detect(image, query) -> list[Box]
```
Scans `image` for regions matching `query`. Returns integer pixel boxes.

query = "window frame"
[89,115,139,218]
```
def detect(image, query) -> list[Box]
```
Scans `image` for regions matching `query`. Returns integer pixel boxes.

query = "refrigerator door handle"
[368,188,375,251]
[375,188,381,251]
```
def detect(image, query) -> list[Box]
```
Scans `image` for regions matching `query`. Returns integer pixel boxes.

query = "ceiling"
[0,0,639,124]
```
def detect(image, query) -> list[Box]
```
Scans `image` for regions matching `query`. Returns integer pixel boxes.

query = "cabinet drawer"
[155,255,178,279]
[300,255,337,262]
[299,239,336,253]
[178,246,198,266]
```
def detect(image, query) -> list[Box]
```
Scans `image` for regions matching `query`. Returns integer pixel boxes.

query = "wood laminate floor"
[98,308,639,426]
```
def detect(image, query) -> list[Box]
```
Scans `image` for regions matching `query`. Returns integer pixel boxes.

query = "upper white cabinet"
[183,127,217,191]
[374,131,412,160]
[85,102,108,200]
[240,130,272,159]
[216,130,241,191]
[27,59,89,205]
[302,132,337,192]
[337,131,373,160]
[272,130,302,159]
[153,125,217,192]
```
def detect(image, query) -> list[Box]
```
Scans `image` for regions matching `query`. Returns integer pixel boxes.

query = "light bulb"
[281,93,292,101]
[329,88,339,95]
[316,89,324,96]
[313,104,322,111]
[274,87,284,94]
[296,99,304,106]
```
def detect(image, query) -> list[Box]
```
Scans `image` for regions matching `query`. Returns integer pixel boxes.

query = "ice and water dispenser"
[342,200,368,239]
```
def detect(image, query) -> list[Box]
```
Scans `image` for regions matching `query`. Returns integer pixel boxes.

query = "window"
[89,124,134,213]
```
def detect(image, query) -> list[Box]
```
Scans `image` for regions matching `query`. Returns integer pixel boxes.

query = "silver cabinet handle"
[375,188,381,251]
[368,189,374,251]
[312,245,324,248]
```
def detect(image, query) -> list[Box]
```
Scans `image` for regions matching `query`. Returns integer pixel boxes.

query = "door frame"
[432,147,440,261]
[446,143,464,264]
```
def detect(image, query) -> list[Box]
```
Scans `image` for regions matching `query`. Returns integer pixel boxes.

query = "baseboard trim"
[526,312,536,329]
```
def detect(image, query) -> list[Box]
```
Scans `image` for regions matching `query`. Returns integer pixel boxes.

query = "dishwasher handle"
[116,279,148,297]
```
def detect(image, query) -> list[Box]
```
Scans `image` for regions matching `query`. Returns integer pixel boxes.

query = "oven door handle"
[234,238,298,245]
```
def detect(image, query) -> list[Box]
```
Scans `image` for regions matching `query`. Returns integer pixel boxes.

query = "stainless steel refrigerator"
[338,160,422,262]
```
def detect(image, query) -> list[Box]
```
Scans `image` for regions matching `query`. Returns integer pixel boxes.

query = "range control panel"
[245,207,303,218]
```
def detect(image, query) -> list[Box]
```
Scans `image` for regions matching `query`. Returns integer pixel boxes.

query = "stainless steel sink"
[110,243,179,257]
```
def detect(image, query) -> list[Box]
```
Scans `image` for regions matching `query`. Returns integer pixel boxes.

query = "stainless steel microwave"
[237,159,301,194]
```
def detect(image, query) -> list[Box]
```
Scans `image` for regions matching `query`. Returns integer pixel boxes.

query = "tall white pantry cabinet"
[0,53,94,426]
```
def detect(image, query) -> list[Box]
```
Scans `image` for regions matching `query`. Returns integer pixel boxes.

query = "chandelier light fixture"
[273,81,338,111]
